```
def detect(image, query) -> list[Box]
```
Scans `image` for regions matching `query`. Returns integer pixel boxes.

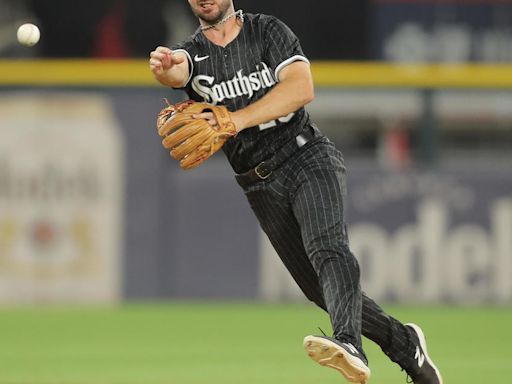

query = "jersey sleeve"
[262,16,310,81]
[170,39,195,88]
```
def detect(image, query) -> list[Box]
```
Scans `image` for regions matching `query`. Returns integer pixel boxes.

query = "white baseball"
[17,23,40,47]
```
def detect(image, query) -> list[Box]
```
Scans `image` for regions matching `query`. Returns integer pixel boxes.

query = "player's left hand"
[194,111,247,134]
[192,111,218,127]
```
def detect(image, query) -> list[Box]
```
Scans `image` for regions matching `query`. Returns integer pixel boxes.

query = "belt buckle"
[254,162,272,179]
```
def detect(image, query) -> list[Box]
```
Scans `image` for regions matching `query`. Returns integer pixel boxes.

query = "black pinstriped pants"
[238,137,415,368]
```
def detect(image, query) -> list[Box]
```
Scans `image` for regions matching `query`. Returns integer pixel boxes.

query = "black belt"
[235,126,317,187]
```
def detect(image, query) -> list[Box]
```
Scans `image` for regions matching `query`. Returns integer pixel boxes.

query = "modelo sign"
[348,169,512,303]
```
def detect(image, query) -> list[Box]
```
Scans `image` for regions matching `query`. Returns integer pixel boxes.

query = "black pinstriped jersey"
[172,13,313,174]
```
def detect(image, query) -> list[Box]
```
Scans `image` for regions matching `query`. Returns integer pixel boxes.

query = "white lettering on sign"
[349,198,512,303]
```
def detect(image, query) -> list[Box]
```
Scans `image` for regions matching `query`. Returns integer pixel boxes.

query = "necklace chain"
[201,9,244,31]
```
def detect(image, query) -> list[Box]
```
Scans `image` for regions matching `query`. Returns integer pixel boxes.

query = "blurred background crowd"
[1,0,511,61]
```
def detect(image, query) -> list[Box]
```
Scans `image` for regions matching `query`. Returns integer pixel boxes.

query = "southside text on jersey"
[191,62,276,104]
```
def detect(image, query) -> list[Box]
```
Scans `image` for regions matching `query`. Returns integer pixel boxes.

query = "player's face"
[188,0,234,24]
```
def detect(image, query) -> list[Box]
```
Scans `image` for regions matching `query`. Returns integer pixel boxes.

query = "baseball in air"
[17,23,40,47]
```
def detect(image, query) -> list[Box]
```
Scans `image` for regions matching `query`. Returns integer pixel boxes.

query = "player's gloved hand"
[156,100,237,170]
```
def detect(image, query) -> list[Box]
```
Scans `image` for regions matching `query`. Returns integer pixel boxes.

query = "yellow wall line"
[1,59,512,88]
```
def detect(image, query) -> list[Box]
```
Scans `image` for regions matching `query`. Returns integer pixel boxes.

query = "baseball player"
[149,1,443,383]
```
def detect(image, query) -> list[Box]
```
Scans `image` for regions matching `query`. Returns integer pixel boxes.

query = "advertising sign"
[0,93,123,303]
[349,168,512,303]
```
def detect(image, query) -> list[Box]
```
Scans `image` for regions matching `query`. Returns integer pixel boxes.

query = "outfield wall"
[0,61,510,304]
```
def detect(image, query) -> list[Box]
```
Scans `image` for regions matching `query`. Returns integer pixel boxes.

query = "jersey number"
[258,112,295,130]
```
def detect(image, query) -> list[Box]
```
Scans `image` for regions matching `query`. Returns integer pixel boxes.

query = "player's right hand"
[149,46,185,77]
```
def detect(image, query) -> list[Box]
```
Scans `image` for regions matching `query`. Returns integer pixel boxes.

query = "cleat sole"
[303,336,371,383]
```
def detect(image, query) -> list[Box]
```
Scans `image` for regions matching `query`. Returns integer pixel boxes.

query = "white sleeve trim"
[172,49,193,87]
[274,55,310,81]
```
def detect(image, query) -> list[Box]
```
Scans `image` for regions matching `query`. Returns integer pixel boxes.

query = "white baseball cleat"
[303,335,371,384]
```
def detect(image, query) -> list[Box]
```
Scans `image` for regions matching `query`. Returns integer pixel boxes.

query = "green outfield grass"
[0,302,510,384]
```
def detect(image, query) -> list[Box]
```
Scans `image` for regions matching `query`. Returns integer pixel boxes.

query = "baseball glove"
[156,100,237,170]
